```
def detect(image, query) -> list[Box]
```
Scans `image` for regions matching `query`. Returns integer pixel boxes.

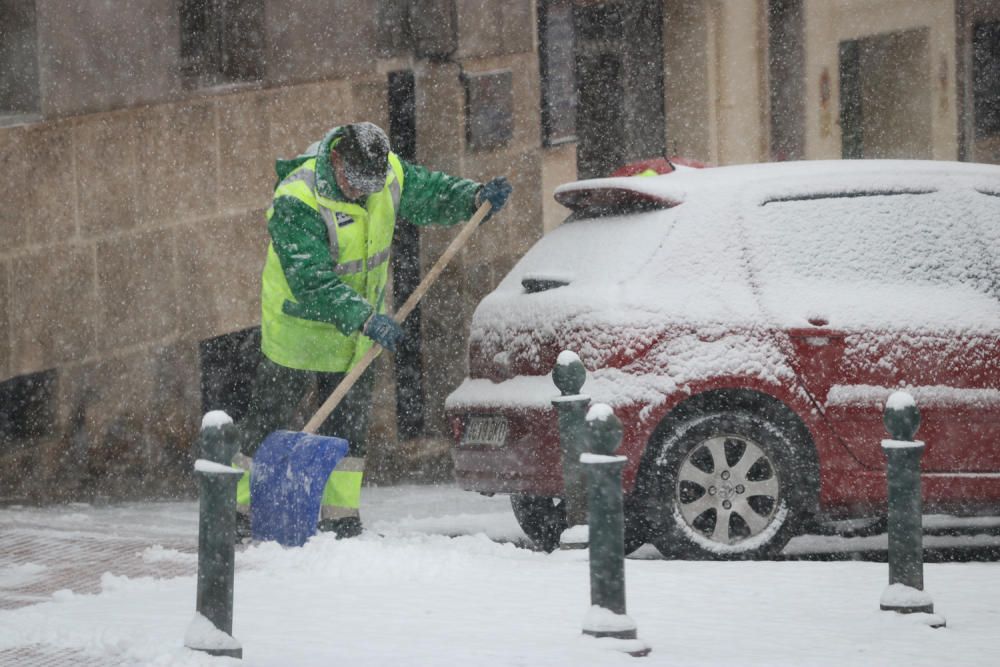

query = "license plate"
[462,416,509,447]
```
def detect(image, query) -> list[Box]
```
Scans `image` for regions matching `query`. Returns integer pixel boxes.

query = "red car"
[446,159,1000,558]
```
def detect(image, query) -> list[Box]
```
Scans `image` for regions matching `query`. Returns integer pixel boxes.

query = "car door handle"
[787,328,846,348]
[803,335,834,347]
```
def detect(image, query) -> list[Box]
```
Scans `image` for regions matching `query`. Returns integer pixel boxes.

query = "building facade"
[0,0,551,500]
[1,0,996,501]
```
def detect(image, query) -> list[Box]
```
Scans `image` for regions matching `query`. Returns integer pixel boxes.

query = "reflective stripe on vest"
[260,153,406,372]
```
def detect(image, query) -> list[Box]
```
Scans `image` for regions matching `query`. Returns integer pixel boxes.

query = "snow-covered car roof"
[554,159,1000,210]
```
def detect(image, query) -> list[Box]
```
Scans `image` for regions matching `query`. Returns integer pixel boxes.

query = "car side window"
[749,190,995,295]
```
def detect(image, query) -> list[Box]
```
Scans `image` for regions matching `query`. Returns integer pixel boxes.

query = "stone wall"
[0,0,552,501]
[0,73,398,499]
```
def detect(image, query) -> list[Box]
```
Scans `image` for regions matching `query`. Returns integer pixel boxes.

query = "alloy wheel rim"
[675,434,781,545]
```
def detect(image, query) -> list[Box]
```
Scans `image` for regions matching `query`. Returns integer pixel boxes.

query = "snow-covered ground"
[1,484,999,666]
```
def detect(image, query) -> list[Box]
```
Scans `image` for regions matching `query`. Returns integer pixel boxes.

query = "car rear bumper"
[448,405,566,497]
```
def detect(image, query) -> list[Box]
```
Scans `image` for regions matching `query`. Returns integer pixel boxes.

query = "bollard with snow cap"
[186,411,244,658]
[879,392,944,627]
[553,350,591,549]
[581,403,650,657]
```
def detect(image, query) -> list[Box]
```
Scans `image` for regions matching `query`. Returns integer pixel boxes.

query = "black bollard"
[553,350,591,548]
[879,392,943,626]
[581,404,649,657]
[185,411,244,658]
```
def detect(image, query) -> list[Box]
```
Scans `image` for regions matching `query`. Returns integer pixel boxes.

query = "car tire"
[510,494,566,552]
[643,411,810,560]
[510,493,648,554]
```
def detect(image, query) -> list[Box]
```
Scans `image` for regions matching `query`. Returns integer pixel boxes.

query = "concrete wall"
[0,73,396,498]
[34,0,182,118]
[541,144,575,233]
[664,0,769,165]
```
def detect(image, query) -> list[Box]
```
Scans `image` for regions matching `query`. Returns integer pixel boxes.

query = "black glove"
[363,313,404,352]
[476,177,512,221]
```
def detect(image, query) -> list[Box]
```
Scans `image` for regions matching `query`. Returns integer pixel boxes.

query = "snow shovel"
[250,201,494,544]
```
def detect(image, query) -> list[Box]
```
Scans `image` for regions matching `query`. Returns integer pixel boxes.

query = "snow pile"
[882,439,926,450]
[560,524,589,546]
[827,385,1000,408]
[201,411,233,430]
[580,453,627,465]
[581,605,637,632]
[0,563,47,590]
[142,545,197,565]
[556,350,581,366]
[4,487,1000,665]
[183,612,241,651]
[880,583,934,608]
[886,391,917,411]
[585,403,614,422]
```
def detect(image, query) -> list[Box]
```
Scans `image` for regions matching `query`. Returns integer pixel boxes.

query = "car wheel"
[510,493,648,554]
[644,411,809,559]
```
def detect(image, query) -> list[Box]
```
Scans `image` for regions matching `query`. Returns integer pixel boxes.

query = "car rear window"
[555,187,680,221]
[494,209,677,293]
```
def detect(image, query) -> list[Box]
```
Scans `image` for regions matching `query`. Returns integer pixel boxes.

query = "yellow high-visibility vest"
[260,153,405,373]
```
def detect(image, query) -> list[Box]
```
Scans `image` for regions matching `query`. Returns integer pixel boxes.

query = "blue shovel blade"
[250,430,350,546]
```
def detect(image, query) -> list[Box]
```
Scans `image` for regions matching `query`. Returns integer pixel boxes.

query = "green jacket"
[261,126,481,372]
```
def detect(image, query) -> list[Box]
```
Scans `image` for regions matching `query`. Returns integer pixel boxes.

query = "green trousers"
[234,355,376,518]
[235,355,375,459]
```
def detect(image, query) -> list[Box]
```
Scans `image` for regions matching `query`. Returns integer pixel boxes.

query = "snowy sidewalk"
[2,485,1000,666]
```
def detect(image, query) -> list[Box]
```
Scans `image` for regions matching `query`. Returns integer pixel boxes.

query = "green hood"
[274,126,347,201]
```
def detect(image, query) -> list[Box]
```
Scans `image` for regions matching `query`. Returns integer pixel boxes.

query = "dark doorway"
[768,0,805,161]
[388,70,424,440]
[576,52,625,178]
[199,326,260,421]
[838,29,932,159]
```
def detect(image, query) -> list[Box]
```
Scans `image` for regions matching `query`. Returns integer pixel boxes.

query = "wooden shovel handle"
[302,201,493,434]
